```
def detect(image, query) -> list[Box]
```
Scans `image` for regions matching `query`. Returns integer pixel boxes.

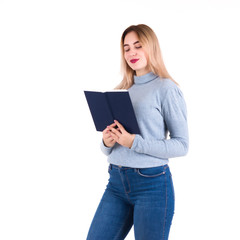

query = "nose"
[128,49,137,56]
[130,52,137,57]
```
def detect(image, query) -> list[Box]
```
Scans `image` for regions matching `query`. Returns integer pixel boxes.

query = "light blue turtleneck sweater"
[100,72,189,168]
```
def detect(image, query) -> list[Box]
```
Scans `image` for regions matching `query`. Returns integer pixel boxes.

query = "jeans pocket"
[137,166,166,178]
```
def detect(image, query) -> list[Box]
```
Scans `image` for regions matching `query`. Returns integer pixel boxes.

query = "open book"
[84,90,140,134]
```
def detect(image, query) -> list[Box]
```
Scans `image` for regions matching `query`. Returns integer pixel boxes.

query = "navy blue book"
[84,90,140,134]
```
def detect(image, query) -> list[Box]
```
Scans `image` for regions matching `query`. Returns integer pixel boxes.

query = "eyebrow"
[123,41,140,47]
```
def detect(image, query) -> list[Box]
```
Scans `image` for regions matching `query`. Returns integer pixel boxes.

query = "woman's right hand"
[102,122,118,148]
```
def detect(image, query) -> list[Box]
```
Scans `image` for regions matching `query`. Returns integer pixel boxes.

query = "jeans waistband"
[109,163,169,171]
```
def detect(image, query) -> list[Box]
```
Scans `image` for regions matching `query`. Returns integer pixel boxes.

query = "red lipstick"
[130,59,139,63]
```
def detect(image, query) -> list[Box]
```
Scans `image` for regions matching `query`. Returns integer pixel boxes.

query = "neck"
[135,67,151,76]
[134,72,158,85]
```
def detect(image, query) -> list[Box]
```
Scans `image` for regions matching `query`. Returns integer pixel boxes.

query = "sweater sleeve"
[100,139,113,156]
[131,86,189,159]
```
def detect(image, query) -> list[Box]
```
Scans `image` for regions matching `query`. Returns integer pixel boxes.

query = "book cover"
[84,90,140,134]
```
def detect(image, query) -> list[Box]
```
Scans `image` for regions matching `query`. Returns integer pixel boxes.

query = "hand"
[102,122,118,148]
[107,120,135,149]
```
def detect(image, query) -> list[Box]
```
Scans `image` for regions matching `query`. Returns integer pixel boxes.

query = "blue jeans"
[87,164,175,240]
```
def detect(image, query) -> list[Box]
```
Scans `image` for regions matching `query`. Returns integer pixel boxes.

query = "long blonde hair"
[115,24,177,89]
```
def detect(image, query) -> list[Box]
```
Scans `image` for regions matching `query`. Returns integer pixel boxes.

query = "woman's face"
[123,31,149,76]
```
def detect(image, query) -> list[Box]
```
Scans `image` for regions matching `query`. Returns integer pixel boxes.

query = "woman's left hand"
[107,120,135,149]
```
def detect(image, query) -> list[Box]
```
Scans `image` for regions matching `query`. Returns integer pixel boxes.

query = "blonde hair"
[115,24,177,89]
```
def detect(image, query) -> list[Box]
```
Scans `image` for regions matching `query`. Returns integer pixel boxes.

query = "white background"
[1,0,240,239]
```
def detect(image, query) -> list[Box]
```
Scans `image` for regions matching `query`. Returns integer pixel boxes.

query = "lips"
[130,59,139,63]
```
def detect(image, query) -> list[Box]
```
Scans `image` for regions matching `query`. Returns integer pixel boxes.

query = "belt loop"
[164,164,169,170]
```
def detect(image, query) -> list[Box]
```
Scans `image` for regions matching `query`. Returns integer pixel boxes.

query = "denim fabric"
[87,164,175,240]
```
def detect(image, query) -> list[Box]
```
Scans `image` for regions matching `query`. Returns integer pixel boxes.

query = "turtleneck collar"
[133,72,158,85]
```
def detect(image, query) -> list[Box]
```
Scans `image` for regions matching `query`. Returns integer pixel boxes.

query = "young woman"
[86,24,189,240]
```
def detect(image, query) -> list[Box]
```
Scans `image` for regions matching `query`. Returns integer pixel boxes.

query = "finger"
[103,122,117,133]
[109,132,119,142]
[110,138,116,143]
[103,131,110,138]
[108,126,121,137]
[109,122,117,127]
[103,128,110,134]
[104,135,112,140]
[104,130,115,138]
[109,122,120,132]
[103,128,109,134]
[114,120,126,133]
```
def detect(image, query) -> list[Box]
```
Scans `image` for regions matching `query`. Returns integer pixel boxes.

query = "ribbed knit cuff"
[130,134,142,152]
[100,139,113,156]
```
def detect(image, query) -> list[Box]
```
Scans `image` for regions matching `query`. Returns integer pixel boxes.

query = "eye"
[124,48,130,52]
[135,45,142,49]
